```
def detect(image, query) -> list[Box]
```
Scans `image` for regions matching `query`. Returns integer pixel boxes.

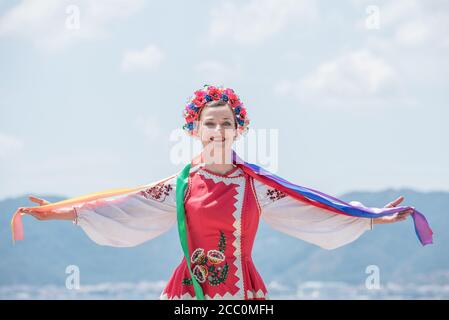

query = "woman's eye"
[204,122,214,127]
[223,122,231,126]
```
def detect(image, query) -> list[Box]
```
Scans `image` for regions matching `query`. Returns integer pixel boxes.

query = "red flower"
[207,86,221,100]
[194,90,206,98]
[193,96,206,107]
[227,93,240,108]
[224,88,235,96]
[185,109,198,123]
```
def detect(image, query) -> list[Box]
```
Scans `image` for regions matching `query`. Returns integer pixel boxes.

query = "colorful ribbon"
[231,151,433,246]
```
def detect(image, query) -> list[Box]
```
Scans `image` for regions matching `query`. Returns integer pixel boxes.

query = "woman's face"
[196,104,237,151]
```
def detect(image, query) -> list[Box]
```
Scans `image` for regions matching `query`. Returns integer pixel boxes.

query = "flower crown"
[182,84,250,137]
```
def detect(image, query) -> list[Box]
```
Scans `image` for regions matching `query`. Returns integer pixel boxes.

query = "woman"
[12,85,432,300]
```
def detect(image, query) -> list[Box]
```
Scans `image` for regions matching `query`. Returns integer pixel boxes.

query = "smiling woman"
[195,99,239,175]
[12,84,433,301]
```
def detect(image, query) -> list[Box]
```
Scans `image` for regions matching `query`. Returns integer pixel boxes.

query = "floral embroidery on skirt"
[182,230,229,286]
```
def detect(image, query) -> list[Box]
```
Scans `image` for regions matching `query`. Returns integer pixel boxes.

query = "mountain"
[253,189,448,288]
[0,189,447,298]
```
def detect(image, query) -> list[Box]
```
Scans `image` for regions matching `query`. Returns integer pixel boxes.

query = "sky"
[0,0,448,201]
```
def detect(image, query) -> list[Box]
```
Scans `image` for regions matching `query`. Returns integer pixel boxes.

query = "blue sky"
[1,0,448,201]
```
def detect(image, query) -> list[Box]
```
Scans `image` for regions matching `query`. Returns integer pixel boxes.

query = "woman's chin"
[204,141,232,151]
[211,143,227,150]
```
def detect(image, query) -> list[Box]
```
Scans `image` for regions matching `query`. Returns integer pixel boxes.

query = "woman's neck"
[200,145,236,175]
[203,163,236,175]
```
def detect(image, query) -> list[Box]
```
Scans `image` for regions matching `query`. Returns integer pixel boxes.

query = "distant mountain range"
[0,188,447,298]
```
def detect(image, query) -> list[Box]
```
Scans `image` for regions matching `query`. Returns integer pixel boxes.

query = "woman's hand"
[20,195,75,221]
[372,196,414,225]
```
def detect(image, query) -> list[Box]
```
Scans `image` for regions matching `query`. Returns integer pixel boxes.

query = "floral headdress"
[182,84,250,137]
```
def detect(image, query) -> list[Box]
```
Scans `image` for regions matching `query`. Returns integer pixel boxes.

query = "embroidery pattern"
[139,182,173,202]
[182,230,229,287]
[266,188,287,201]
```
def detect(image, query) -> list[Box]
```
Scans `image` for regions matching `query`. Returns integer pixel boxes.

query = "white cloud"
[121,45,164,72]
[136,116,163,141]
[0,0,145,51]
[394,20,430,46]
[394,14,449,48]
[207,0,316,45]
[304,50,397,97]
[0,133,24,158]
[194,60,242,85]
[273,80,295,96]
[355,0,449,49]
[274,50,411,109]
[350,1,449,95]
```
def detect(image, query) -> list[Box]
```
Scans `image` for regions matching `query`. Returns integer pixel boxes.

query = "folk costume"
[10,85,433,300]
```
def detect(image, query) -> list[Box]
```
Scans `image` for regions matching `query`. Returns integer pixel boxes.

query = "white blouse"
[71,171,373,250]
[252,179,373,250]
[72,175,178,247]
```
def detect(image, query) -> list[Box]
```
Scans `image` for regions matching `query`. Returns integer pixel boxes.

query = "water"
[1,281,448,299]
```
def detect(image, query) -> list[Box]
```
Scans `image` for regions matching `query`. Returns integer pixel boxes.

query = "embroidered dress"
[73,164,373,300]
[9,84,433,299]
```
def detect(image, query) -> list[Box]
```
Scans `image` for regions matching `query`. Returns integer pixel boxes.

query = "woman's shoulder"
[138,174,178,203]
[250,176,289,208]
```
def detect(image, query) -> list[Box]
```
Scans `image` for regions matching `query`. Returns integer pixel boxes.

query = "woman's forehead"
[201,105,234,119]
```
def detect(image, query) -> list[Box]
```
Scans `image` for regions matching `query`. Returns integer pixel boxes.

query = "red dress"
[160,165,268,299]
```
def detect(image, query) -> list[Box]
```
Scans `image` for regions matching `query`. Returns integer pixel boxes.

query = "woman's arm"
[252,178,414,250]
[253,179,372,250]
[18,176,178,247]
[372,196,414,225]
[21,196,76,221]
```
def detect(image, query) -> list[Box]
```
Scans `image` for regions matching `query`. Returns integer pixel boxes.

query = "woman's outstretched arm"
[20,195,76,221]
[253,178,414,250]
[17,175,178,247]
[372,196,414,225]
